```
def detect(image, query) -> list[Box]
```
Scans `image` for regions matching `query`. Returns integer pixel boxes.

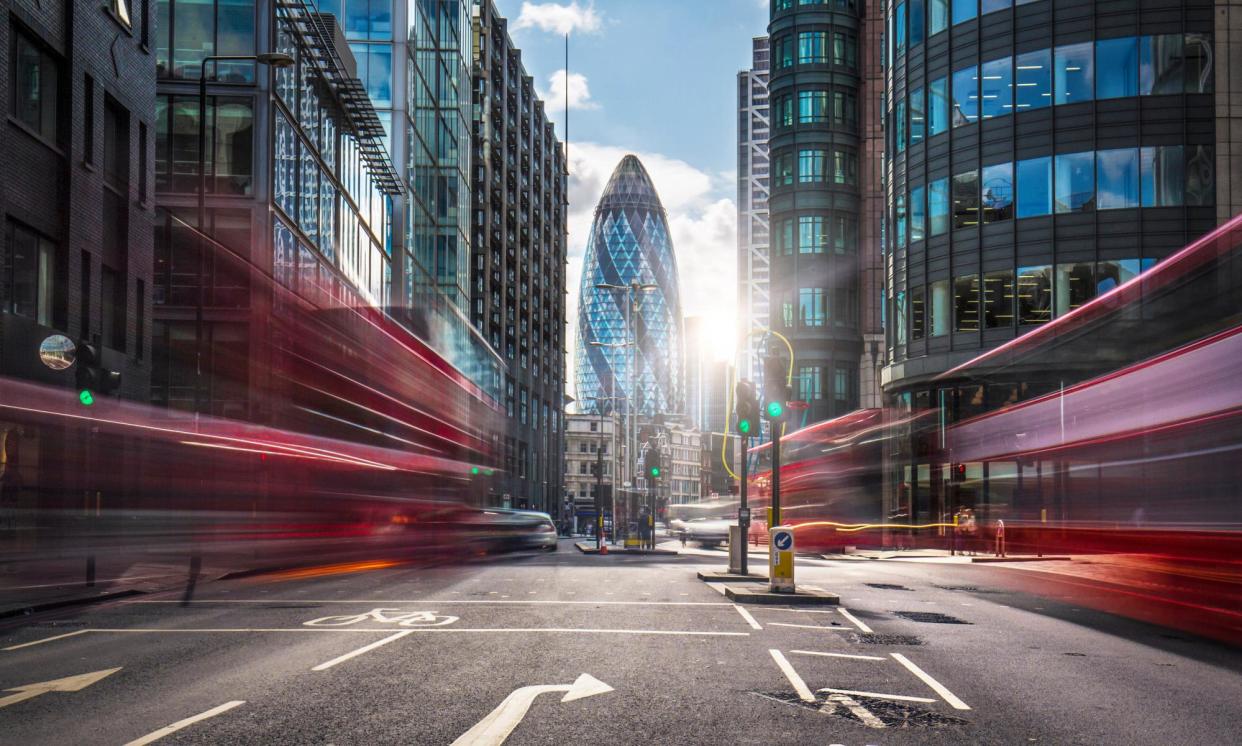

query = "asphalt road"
[1,540,1239,745]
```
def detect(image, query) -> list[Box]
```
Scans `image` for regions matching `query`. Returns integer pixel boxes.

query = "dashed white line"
[122,700,246,745]
[769,649,816,703]
[890,653,971,710]
[2,629,90,651]
[733,605,762,630]
[790,650,885,661]
[837,608,874,633]
[767,622,852,631]
[313,630,413,671]
[819,687,936,704]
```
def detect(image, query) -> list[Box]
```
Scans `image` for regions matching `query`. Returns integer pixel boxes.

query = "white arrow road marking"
[822,693,886,729]
[451,674,613,746]
[0,667,121,709]
[123,701,245,746]
[890,653,971,710]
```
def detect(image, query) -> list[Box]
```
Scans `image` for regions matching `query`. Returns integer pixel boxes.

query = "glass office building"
[576,156,684,418]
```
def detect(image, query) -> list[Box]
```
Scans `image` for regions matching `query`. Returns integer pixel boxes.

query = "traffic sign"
[773,530,793,551]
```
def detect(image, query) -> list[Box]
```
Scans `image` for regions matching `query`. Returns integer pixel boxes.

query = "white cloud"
[563,143,737,400]
[513,2,602,35]
[539,69,599,113]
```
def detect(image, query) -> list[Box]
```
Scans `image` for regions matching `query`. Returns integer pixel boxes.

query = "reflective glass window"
[929,177,950,235]
[954,274,980,332]
[832,32,858,68]
[895,290,907,346]
[343,0,391,40]
[896,98,907,152]
[911,285,926,340]
[799,90,829,123]
[910,0,925,47]
[952,0,976,25]
[929,77,949,135]
[833,150,857,185]
[930,0,948,35]
[774,94,794,128]
[1015,156,1052,218]
[1014,49,1051,110]
[981,0,1010,12]
[1096,148,1140,210]
[11,28,60,142]
[1054,42,1093,104]
[952,169,979,229]
[930,279,950,336]
[909,87,925,145]
[896,3,907,54]
[774,151,794,186]
[799,216,827,253]
[1096,259,1142,296]
[1184,33,1213,94]
[952,65,978,126]
[799,31,828,64]
[799,149,827,183]
[1016,265,1052,325]
[1185,145,1215,206]
[350,42,392,107]
[1140,145,1183,207]
[981,162,1013,223]
[980,56,1012,119]
[1054,151,1095,213]
[775,34,795,69]
[910,185,926,242]
[834,214,857,253]
[1054,262,1095,316]
[896,192,908,247]
[1096,37,1139,99]
[779,218,795,256]
[1139,34,1183,95]
[799,288,827,326]
[983,270,1014,329]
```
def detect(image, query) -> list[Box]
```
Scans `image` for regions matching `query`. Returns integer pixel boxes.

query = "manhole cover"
[893,611,971,624]
[866,583,912,591]
[751,691,967,728]
[851,632,924,645]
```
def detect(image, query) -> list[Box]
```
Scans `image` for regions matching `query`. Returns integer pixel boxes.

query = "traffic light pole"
[595,411,604,550]
[771,424,781,528]
[738,434,750,576]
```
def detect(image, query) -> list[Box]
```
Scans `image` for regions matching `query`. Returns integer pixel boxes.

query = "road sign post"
[769,525,795,593]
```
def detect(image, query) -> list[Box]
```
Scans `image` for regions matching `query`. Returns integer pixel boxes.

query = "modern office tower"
[881,0,1228,412]
[859,0,887,409]
[471,0,568,513]
[576,155,685,420]
[737,36,772,384]
[1,0,156,399]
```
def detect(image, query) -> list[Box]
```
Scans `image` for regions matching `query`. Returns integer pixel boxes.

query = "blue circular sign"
[773,531,793,551]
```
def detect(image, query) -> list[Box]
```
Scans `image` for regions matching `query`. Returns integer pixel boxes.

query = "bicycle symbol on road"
[303,608,459,627]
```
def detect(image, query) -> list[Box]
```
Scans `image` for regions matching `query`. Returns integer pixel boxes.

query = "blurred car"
[684,518,733,546]
[478,509,558,552]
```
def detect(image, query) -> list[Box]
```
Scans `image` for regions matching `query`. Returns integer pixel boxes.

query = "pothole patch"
[851,632,924,645]
[893,611,971,624]
[865,583,913,591]
[751,691,967,728]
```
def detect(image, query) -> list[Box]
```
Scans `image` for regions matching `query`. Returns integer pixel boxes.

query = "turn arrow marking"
[0,667,121,709]
[451,673,613,746]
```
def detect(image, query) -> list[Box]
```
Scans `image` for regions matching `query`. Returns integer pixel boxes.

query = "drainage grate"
[893,611,971,625]
[866,583,913,591]
[752,691,967,728]
[851,632,924,645]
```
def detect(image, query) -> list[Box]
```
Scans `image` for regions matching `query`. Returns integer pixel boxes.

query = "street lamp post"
[194,53,293,414]
[585,395,622,550]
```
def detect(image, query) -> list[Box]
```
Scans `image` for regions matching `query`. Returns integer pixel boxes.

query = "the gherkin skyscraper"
[576,155,683,417]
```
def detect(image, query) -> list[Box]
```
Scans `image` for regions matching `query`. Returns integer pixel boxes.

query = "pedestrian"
[961,508,978,556]
[951,506,965,556]
[994,518,1006,557]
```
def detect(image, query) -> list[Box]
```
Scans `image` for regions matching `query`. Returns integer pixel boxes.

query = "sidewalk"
[819,548,1071,563]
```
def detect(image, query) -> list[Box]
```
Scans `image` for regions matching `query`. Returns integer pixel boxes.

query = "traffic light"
[644,447,662,479]
[74,341,122,405]
[762,355,791,420]
[735,380,759,437]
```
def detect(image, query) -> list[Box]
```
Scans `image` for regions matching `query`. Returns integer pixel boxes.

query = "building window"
[833,150,857,185]
[910,0,925,47]
[832,32,857,68]
[954,274,980,332]
[833,214,856,254]
[952,170,979,229]
[895,193,907,247]
[981,162,1013,223]
[4,221,57,326]
[155,94,255,195]
[774,151,794,186]
[799,216,827,253]
[929,177,949,235]
[799,288,827,327]
[1015,156,1052,218]
[774,34,795,69]
[930,279,950,336]
[930,0,948,35]
[894,290,907,345]
[983,270,1014,329]
[1055,151,1095,213]
[102,265,127,351]
[911,285,926,340]
[952,0,976,26]
[774,94,793,128]
[832,91,857,129]
[981,0,1010,13]
[349,42,393,107]
[779,218,795,256]
[895,98,906,152]
[929,76,948,135]
[895,3,907,54]
[1054,262,1094,316]
[1139,34,1183,95]
[1017,265,1052,325]
[797,366,823,400]
[798,90,828,123]
[1096,148,1140,210]
[1054,42,1093,104]
[980,56,1011,119]
[11,26,61,143]
[833,362,852,406]
[909,86,925,145]
[798,31,828,64]
[157,0,257,81]
[910,185,926,242]
[1140,145,1183,207]
[1096,37,1139,99]
[84,75,96,162]
[1015,49,1051,110]
[951,65,978,126]
[104,98,130,191]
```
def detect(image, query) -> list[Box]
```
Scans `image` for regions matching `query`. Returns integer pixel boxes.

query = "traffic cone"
[600,542,608,555]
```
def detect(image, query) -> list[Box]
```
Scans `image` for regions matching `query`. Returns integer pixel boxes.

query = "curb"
[970,556,1073,563]
[0,588,145,621]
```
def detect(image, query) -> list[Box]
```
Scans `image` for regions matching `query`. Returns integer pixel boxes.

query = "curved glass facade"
[576,156,684,417]
[883,0,1219,399]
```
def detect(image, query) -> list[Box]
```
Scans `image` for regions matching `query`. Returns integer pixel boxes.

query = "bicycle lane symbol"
[303,609,460,628]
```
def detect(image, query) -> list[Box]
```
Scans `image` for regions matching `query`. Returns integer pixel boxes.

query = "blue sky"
[492,1,770,370]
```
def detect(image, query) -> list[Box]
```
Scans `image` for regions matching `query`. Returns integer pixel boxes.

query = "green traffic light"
[470,466,480,475]
[79,390,95,406]
[650,466,660,477]
[738,418,752,434]
[766,400,783,418]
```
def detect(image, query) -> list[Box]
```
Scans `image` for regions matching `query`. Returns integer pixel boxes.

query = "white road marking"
[133,599,732,606]
[768,649,816,703]
[33,627,750,639]
[312,630,413,671]
[0,668,121,709]
[122,700,245,746]
[837,608,874,633]
[790,650,885,661]
[824,693,886,729]
[768,622,852,631]
[2,629,91,651]
[733,605,762,630]
[760,608,837,615]
[890,653,971,710]
[451,674,612,746]
[819,687,936,704]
